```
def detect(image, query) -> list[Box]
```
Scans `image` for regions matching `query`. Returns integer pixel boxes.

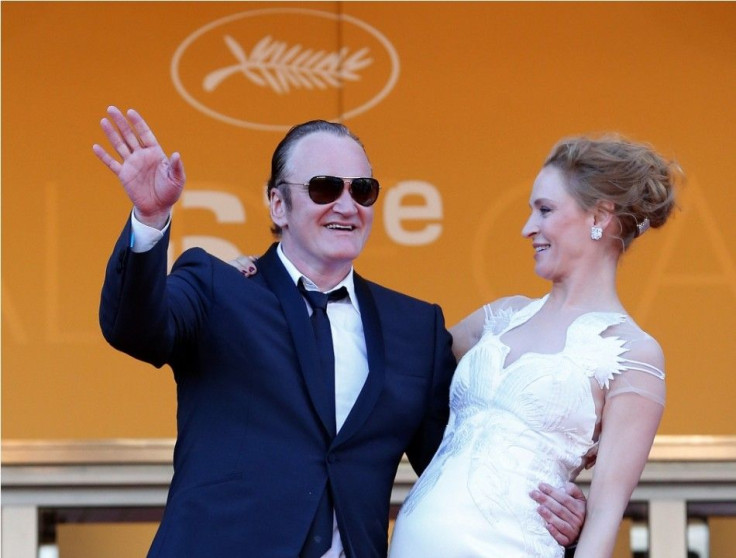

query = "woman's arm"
[574,341,665,557]
[448,307,486,361]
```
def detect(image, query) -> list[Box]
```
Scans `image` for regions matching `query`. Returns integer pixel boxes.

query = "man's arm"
[404,304,456,474]
[95,106,187,364]
[99,218,173,366]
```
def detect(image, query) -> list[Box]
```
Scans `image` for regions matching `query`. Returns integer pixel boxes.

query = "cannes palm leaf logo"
[203,35,374,95]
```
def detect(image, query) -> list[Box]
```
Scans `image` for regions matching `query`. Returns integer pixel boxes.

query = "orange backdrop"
[3,2,735,439]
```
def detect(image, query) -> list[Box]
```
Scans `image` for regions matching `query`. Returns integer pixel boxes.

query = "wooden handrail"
[4,435,736,465]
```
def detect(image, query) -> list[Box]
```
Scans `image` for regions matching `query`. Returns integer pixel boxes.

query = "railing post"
[649,499,687,558]
[1,505,39,558]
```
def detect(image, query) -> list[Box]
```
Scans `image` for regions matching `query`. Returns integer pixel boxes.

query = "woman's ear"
[593,200,615,230]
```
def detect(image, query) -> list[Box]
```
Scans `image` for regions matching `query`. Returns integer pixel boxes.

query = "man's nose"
[332,183,358,212]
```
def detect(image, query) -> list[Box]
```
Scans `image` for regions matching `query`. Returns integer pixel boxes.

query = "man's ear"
[269,189,288,228]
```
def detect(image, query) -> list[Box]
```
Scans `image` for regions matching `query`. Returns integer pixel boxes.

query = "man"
[94,106,584,557]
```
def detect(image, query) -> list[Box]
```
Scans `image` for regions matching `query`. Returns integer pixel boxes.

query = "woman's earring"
[591,226,603,241]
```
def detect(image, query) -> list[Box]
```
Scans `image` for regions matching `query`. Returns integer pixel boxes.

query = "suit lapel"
[334,273,386,446]
[258,244,337,438]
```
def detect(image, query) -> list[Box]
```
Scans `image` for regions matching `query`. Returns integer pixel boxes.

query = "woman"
[387,134,679,558]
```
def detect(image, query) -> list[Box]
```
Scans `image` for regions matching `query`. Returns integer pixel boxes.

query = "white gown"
[389,295,664,558]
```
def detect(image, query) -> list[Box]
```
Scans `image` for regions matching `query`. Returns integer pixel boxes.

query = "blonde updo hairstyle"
[544,135,680,250]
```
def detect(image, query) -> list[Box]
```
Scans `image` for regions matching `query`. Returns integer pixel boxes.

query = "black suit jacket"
[100,219,456,557]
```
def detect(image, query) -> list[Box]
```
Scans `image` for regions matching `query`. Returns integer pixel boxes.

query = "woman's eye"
[539,206,551,215]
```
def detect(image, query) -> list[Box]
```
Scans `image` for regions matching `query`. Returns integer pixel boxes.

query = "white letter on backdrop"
[171,190,246,264]
[383,180,443,245]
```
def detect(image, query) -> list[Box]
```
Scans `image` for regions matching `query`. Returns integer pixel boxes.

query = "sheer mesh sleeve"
[607,367,665,405]
[604,330,665,406]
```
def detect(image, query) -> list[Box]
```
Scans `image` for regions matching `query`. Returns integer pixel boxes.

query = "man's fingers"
[543,518,573,547]
[99,115,133,160]
[92,143,121,175]
[168,152,186,186]
[127,109,159,149]
[537,501,575,545]
[106,106,141,154]
[565,481,585,501]
[531,482,585,546]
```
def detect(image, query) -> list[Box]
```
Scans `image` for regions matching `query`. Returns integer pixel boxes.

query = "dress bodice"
[389,296,664,558]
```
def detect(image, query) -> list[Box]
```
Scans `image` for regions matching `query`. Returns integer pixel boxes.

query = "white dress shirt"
[277,244,368,558]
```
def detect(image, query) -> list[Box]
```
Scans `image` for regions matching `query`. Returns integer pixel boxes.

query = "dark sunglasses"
[279,176,380,207]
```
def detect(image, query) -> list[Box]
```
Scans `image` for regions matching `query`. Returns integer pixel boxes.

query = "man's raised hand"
[93,106,185,229]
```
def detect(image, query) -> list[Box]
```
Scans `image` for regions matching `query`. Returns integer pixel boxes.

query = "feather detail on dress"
[567,313,628,389]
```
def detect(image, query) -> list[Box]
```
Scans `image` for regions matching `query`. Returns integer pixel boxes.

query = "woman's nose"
[521,216,536,238]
